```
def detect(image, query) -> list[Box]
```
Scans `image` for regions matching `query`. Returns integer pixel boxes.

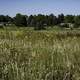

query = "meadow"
[0,27,80,80]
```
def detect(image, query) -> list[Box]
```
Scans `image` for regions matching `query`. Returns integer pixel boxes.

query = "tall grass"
[0,28,80,80]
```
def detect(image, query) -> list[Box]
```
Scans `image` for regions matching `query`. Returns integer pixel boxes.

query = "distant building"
[67,23,74,28]
[0,22,5,27]
[60,23,74,28]
[0,22,12,27]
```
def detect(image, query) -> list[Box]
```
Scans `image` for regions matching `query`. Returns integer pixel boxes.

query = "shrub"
[59,23,69,28]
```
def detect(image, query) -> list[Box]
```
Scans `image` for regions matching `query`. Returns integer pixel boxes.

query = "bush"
[73,23,80,28]
[34,26,46,30]
[59,23,69,28]
[34,23,46,30]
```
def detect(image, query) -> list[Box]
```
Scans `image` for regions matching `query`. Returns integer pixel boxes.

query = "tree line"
[0,13,80,29]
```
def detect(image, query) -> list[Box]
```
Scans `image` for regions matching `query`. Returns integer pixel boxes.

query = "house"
[0,22,5,27]
[60,23,74,28]
[0,22,12,27]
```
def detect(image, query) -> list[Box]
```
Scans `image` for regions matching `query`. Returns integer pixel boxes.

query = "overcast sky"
[0,0,80,16]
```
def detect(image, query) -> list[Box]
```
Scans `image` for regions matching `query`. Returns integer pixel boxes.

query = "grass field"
[0,27,80,80]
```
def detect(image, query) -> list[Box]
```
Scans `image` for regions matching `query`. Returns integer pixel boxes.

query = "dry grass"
[0,29,80,80]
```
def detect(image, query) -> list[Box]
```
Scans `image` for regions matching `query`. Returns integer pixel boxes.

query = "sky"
[0,0,80,17]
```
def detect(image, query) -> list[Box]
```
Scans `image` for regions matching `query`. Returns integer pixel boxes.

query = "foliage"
[74,15,80,28]
[13,13,27,26]
[59,23,69,28]
[64,15,75,23]
[0,13,80,29]
[57,13,64,24]
[0,15,13,23]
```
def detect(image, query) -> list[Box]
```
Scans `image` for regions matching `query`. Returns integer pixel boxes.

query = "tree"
[27,15,37,27]
[34,14,46,30]
[57,13,64,24]
[14,13,27,26]
[27,15,33,26]
[48,14,57,26]
[64,15,74,23]
[74,15,80,28]
[0,15,6,22]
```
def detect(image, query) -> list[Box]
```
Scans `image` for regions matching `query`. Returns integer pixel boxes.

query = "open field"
[0,28,80,80]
